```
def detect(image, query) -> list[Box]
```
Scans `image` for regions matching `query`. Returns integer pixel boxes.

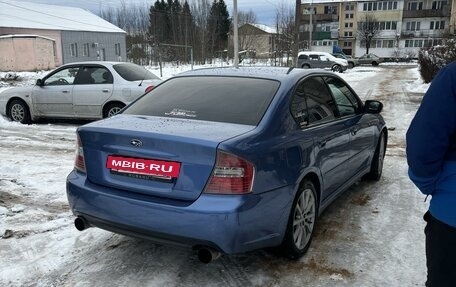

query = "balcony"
[401,29,449,38]
[402,7,450,18]
[300,31,335,40]
[301,14,339,22]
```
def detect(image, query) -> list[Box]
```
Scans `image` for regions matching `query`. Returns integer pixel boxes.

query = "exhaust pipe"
[197,247,221,263]
[74,216,88,231]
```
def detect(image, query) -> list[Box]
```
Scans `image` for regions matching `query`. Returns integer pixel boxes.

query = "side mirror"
[364,100,383,114]
[36,79,43,86]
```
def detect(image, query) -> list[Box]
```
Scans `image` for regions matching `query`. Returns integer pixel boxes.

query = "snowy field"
[0,63,430,286]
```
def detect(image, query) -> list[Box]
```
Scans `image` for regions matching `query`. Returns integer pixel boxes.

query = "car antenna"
[286,66,294,74]
[139,68,148,87]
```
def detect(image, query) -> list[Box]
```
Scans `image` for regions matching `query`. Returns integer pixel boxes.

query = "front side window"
[292,77,337,126]
[324,76,359,117]
[44,67,79,86]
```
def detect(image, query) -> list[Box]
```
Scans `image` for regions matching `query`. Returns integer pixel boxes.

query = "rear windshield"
[123,76,280,126]
[113,63,159,81]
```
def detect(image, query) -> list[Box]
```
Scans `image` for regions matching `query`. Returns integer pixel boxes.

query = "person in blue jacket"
[407,61,456,287]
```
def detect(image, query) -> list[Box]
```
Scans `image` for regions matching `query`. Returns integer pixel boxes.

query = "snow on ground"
[0,63,431,286]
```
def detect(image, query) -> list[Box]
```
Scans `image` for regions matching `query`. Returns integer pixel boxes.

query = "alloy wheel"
[293,187,316,250]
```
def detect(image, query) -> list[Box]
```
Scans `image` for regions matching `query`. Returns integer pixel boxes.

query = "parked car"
[297,51,348,73]
[67,67,387,263]
[332,53,359,69]
[0,61,162,123]
[357,53,383,66]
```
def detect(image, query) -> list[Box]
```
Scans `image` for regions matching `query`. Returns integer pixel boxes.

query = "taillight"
[204,151,254,195]
[74,134,86,173]
[145,85,155,93]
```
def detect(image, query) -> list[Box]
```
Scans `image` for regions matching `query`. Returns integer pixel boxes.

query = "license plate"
[106,155,180,179]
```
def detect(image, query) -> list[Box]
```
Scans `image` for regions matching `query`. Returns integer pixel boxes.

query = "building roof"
[250,24,277,34]
[0,0,125,33]
[0,34,56,41]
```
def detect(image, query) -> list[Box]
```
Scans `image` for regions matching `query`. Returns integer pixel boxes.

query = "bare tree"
[357,13,380,54]
[238,10,256,25]
[274,0,296,66]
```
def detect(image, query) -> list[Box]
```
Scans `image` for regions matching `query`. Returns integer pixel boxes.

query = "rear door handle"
[62,90,69,93]
[102,89,110,93]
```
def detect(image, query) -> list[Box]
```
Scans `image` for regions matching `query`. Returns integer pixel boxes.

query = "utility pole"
[233,0,239,68]
[309,0,313,50]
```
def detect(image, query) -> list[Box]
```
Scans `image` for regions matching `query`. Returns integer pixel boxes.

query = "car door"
[72,65,114,118]
[33,66,79,117]
[323,76,376,178]
[291,76,352,200]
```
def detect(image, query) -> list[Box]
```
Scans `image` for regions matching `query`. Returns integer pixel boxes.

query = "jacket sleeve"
[406,62,456,195]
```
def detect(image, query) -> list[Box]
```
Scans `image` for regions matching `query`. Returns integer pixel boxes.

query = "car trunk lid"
[78,114,254,201]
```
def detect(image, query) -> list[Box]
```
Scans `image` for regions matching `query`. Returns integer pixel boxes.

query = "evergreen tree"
[207,0,231,59]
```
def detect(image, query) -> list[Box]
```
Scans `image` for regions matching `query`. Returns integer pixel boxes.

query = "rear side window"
[123,76,280,126]
[113,63,159,81]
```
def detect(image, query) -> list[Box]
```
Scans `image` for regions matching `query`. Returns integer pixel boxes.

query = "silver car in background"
[332,53,359,69]
[296,51,348,73]
[0,61,162,123]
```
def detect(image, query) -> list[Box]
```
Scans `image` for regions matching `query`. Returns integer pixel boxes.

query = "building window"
[407,1,423,10]
[345,13,353,19]
[343,41,352,47]
[70,43,78,57]
[406,21,421,31]
[344,31,353,37]
[115,43,121,56]
[430,21,445,30]
[432,1,447,9]
[324,5,337,14]
[382,40,394,48]
[345,22,353,28]
[364,1,397,11]
[405,39,424,47]
[345,4,354,10]
[83,43,90,57]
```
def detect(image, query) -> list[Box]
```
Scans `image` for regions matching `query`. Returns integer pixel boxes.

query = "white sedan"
[0,62,162,123]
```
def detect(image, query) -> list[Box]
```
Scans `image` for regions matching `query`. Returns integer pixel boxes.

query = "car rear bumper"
[66,170,292,254]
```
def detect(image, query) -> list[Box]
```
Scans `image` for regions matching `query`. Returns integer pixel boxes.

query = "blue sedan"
[66,67,387,263]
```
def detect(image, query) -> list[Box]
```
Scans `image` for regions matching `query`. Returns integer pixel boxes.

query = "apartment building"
[297,0,454,58]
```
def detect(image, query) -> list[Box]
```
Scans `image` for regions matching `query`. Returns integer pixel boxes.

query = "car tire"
[8,99,31,124]
[372,61,379,66]
[280,180,317,259]
[348,62,354,69]
[103,103,125,118]
[365,132,386,181]
[332,64,343,73]
[301,64,311,69]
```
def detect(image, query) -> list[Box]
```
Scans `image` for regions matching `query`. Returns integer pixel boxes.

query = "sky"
[19,0,296,26]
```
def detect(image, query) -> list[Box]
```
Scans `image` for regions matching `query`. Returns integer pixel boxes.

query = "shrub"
[418,39,456,83]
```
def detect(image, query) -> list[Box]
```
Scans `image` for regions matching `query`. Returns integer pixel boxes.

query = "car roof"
[59,61,137,66]
[176,66,337,83]
[298,51,330,55]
